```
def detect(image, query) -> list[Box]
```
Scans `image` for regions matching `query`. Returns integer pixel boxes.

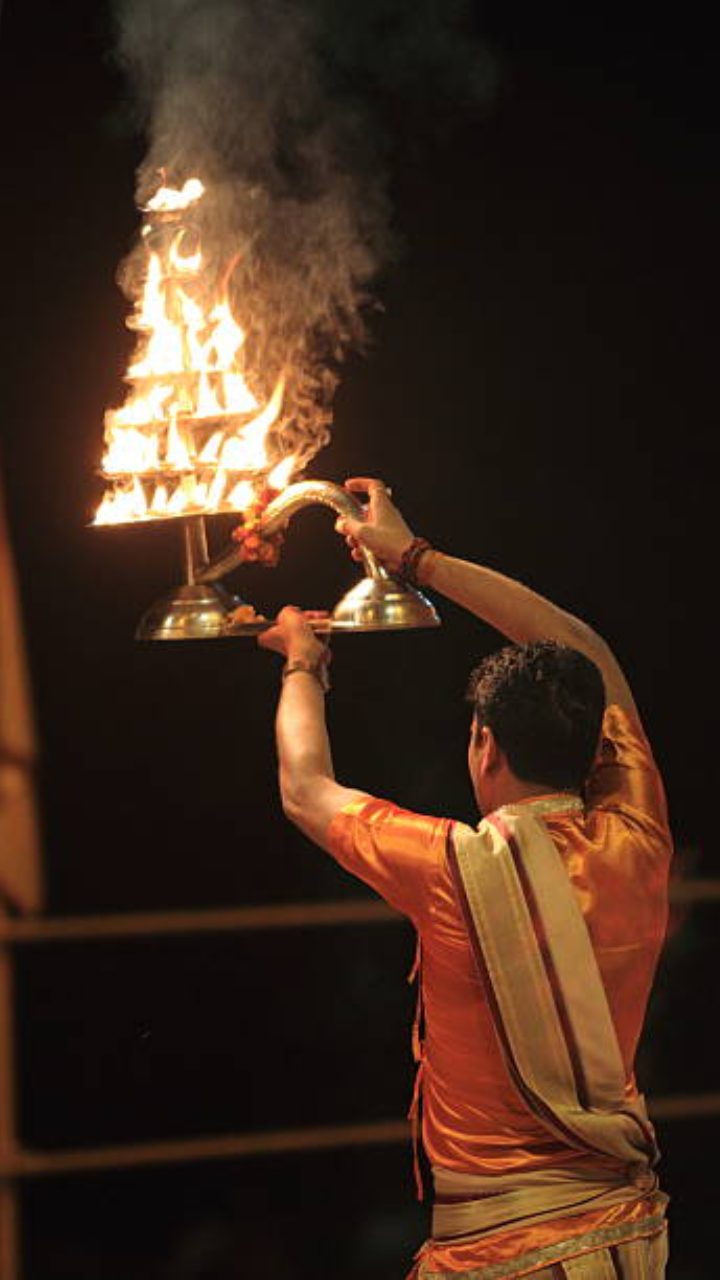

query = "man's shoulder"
[326,796,455,921]
[332,795,454,840]
[585,704,670,837]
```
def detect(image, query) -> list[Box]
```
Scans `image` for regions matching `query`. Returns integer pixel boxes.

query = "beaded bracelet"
[399,537,433,586]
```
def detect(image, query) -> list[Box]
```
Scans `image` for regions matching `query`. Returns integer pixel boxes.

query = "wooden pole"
[0,922,20,1280]
[4,1118,412,1179]
[0,873,715,948]
[0,898,397,944]
[0,1092,718,1183]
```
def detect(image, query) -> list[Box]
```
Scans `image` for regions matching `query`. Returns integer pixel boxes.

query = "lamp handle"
[197,481,388,584]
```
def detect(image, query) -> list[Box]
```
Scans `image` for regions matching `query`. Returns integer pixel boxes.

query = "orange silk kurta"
[328,706,672,1275]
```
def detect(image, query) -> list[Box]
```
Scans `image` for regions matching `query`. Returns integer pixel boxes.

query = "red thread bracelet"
[399,537,433,586]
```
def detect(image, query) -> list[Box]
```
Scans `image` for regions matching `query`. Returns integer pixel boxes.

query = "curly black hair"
[466,640,605,792]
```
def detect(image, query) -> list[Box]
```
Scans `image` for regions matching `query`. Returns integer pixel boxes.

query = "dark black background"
[1,3,718,1276]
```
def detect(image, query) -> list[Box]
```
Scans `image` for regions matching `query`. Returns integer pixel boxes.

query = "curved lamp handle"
[197,480,387,584]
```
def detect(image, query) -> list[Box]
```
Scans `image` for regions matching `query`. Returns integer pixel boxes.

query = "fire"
[144,178,205,213]
[95,178,299,525]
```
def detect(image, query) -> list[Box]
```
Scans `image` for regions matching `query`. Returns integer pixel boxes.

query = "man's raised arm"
[258,608,370,850]
[336,477,638,717]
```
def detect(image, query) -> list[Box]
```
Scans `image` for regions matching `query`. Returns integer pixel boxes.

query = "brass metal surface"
[197,480,380,583]
[135,480,440,638]
[135,581,243,641]
[330,574,439,631]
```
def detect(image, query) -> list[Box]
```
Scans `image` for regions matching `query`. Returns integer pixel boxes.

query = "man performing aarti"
[259,477,671,1279]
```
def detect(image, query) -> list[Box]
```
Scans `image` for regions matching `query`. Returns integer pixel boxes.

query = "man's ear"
[478,724,503,776]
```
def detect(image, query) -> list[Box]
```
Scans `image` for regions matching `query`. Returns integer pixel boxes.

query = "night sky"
[1,4,718,1277]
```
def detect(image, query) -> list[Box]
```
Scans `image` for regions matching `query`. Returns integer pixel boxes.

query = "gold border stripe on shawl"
[452,820,577,1105]
[503,807,626,1108]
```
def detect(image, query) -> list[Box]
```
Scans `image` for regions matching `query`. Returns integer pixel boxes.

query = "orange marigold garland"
[230,487,286,566]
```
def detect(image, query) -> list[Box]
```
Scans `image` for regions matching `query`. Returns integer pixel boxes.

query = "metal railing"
[1,880,718,1278]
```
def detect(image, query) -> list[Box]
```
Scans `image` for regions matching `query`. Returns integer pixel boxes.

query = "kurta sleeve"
[328,797,450,923]
[585,704,670,835]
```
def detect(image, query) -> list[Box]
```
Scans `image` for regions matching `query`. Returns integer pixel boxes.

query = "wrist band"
[399,537,433,586]
[282,657,331,693]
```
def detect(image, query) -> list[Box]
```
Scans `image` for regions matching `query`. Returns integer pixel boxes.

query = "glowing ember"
[95,178,299,525]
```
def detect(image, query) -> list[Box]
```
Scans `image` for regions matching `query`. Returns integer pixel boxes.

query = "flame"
[267,454,299,491]
[144,178,205,212]
[150,483,169,515]
[226,479,256,510]
[167,480,191,516]
[219,377,285,470]
[169,232,202,274]
[208,468,227,508]
[95,178,300,526]
[165,418,192,469]
[103,426,160,474]
[199,430,223,463]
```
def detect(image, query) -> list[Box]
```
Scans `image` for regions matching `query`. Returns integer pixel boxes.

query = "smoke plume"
[114,0,496,467]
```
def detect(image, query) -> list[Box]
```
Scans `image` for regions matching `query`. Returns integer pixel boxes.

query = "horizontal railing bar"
[1,1093,719,1180]
[649,1091,720,1119]
[666,879,720,903]
[0,1119,411,1178]
[1,880,718,945]
[0,900,397,944]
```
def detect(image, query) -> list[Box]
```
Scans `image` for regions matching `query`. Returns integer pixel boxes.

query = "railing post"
[0,918,21,1280]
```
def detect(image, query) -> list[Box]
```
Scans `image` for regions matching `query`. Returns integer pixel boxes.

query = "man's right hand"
[336,477,415,574]
[258,606,329,667]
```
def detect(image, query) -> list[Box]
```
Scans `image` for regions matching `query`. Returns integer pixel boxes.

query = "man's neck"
[489,777,578,811]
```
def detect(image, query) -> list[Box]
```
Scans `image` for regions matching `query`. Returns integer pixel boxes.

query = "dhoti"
[409,1163,668,1278]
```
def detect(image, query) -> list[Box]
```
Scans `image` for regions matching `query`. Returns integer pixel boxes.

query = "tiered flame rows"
[95,180,297,526]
